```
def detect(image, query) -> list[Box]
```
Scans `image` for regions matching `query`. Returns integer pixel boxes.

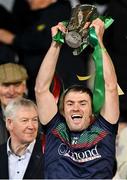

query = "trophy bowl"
[65,4,98,49]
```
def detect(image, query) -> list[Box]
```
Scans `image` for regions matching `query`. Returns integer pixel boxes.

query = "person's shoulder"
[94,114,118,134]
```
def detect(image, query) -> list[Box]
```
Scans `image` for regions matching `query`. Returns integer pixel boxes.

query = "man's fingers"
[57,22,66,33]
[51,22,66,37]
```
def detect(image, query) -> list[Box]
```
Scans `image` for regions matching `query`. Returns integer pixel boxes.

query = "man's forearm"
[101,45,117,90]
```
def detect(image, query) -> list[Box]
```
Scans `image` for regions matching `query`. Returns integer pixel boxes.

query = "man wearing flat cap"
[0,63,28,145]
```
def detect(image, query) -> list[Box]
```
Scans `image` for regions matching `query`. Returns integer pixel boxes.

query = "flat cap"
[0,63,28,83]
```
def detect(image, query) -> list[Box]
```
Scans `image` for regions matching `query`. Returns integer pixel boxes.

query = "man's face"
[7,106,38,145]
[0,82,26,107]
[26,0,54,10]
[63,91,92,132]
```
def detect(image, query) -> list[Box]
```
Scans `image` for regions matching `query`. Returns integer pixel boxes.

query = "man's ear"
[61,111,65,117]
[6,118,13,131]
[89,114,95,125]
[23,83,27,93]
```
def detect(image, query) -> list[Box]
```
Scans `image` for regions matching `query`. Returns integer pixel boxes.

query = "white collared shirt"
[7,138,36,180]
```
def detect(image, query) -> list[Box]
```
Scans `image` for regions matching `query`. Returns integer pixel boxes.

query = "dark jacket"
[0,106,8,145]
[0,5,18,64]
[0,138,44,179]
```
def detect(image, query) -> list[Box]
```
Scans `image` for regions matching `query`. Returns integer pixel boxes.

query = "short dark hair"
[59,84,93,115]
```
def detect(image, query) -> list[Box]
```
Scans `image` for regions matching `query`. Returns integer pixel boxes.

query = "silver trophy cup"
[65,4,98,49]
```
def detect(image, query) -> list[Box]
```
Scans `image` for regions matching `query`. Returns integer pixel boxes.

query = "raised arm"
[91,18,119,124]
[35,23,66,125]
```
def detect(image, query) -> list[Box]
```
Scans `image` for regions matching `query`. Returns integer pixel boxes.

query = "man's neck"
[10,140,30,156]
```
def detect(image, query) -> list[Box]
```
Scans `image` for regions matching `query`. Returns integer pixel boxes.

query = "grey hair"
[4,97,38,120]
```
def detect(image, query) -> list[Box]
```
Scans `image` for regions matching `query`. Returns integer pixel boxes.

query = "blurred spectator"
[0,63,28,145]
[0,97,44,179]
[113,110,127,179]
[0,0,89,101]
[12,0,31,31]
[0,4,18,63]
